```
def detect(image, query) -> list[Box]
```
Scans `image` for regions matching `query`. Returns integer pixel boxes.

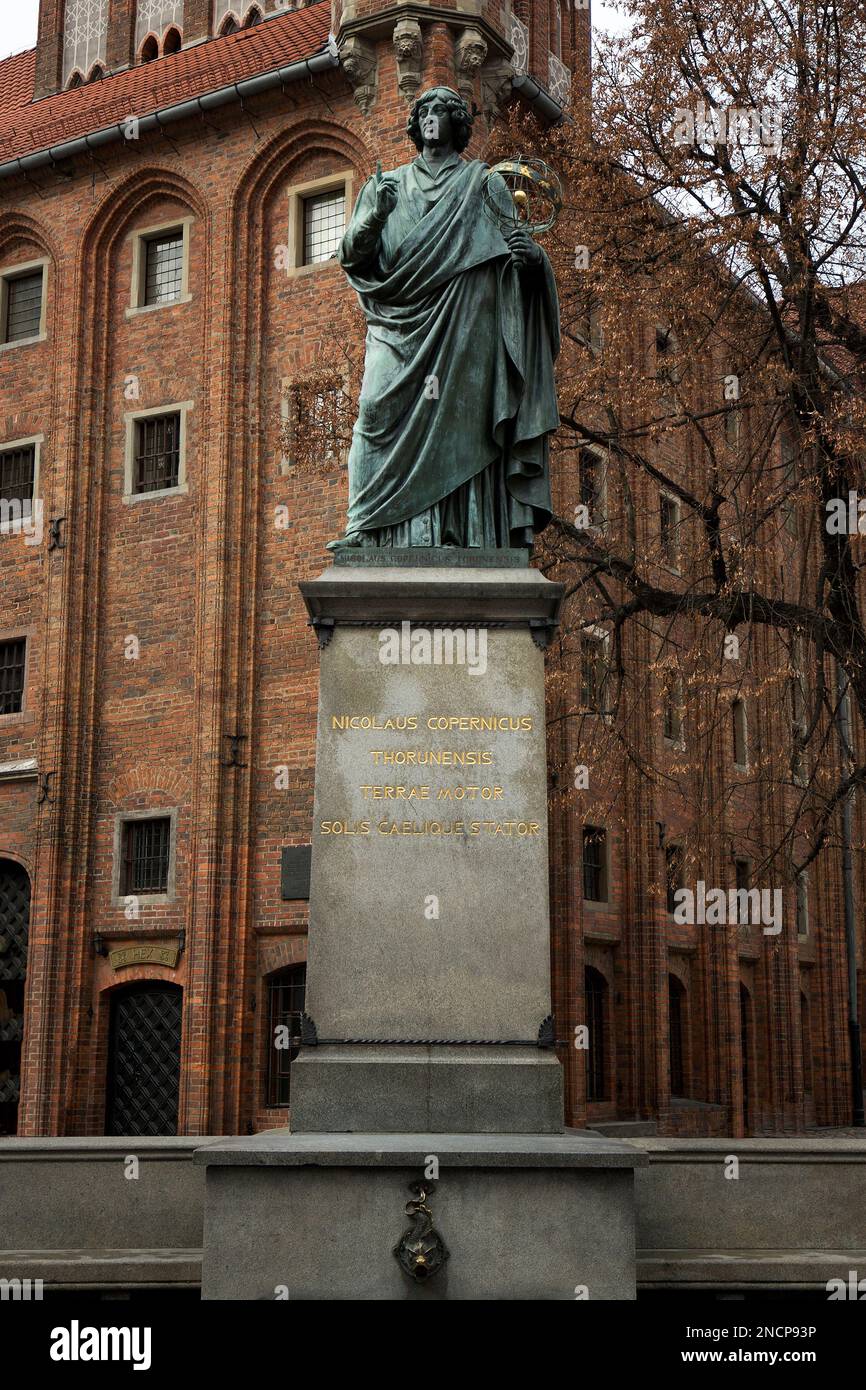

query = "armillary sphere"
[481,155,563,238]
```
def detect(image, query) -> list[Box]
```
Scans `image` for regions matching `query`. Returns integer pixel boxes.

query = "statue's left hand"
[507,228,543,269]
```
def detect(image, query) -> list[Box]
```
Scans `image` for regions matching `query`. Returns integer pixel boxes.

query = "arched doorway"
[740,982,754,1132]
[0,859,30,1135]
[585,966,608,1103]
[106,981,182,1135]
[800,990,813,1096]
[668,973,688,1097]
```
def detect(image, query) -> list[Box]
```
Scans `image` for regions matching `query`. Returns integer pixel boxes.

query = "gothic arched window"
[135,2,183,52]
[552,0,564,59]
[62,0,108,88]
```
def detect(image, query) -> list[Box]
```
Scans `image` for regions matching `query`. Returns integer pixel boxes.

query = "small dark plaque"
[281,845,312,901]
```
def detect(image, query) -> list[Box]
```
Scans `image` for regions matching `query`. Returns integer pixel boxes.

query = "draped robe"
[337,153,560,549]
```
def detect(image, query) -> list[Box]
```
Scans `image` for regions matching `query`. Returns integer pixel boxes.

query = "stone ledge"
[628,1136,866,1162]
[0,1248,201,1286]
[300,563,564,626]
[638,1247,866,1286]
[0,1137,210,1161]
[194,1129,646,1169]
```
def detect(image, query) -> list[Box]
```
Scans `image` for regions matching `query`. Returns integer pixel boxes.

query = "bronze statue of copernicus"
[329,86,560,552]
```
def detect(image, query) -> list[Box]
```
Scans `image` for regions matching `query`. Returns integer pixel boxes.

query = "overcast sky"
[0,1,629,63]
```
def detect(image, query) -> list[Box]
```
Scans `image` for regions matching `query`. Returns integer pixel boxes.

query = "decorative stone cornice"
[392,18,423,104]
[337,3,512,64]
[340,33,379,115]
[455,25,488,103]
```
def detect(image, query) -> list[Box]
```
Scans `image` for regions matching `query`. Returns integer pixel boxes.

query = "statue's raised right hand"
[374,163,399,223]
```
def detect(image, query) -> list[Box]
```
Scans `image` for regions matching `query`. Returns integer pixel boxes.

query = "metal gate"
[106,982,182,1136]
[0,860,30,1136]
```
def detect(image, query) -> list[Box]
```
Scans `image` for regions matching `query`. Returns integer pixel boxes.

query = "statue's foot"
[326,533,364,552]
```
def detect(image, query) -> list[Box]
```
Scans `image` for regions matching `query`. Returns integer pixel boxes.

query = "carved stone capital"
[456,25,488,102]
[341,34,378,116]
[393,18,424,105]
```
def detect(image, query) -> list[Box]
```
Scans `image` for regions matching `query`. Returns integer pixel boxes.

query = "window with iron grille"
[144,232,184,306]
[4,271,43,343]
[303,189,346,265]
[121,817,172,895]
[582,826,607,902]
[0,639,26,715]
[666,844,684,913]
[0,445,35,508]
[580,632,608,712]
[266,965,306,1107]
[585,967,607,1101]
[134,413,181,493]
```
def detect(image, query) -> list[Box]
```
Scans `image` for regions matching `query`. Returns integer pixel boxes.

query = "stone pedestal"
[196,556,646,1298]
[291,560,566,1134]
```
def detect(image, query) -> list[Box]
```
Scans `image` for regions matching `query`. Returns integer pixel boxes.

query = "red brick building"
[0,0,860,1141]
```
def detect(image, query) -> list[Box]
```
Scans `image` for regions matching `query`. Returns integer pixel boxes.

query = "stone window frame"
[0,432,44,514]
[0,627,33,727]
[123,400,193,504]
[111,806,180,908]
[577,442,608,533]
[0,258,49,352]
[581,823,611,909]
[661,667,685,750]
[126,216,194,318]
[579,622,613,722]
[285,170,355,279]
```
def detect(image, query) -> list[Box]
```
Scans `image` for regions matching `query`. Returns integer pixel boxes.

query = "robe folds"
[338,153,560,548]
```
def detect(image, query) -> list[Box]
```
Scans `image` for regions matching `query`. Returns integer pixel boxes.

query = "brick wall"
[2,0,861,1139]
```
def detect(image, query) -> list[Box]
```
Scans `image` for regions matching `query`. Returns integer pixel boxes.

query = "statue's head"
[407,86,474,154]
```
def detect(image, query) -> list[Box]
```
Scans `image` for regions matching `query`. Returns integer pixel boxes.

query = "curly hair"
[407,87,474,154]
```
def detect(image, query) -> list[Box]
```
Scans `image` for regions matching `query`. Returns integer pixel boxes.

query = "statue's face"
[418,96,455,149]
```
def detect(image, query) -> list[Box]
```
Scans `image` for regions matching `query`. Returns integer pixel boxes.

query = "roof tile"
[0,4,332,165]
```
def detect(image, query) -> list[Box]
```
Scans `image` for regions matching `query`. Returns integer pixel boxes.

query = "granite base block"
[196,1130,644,1301]
[289,1046,564,1134]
